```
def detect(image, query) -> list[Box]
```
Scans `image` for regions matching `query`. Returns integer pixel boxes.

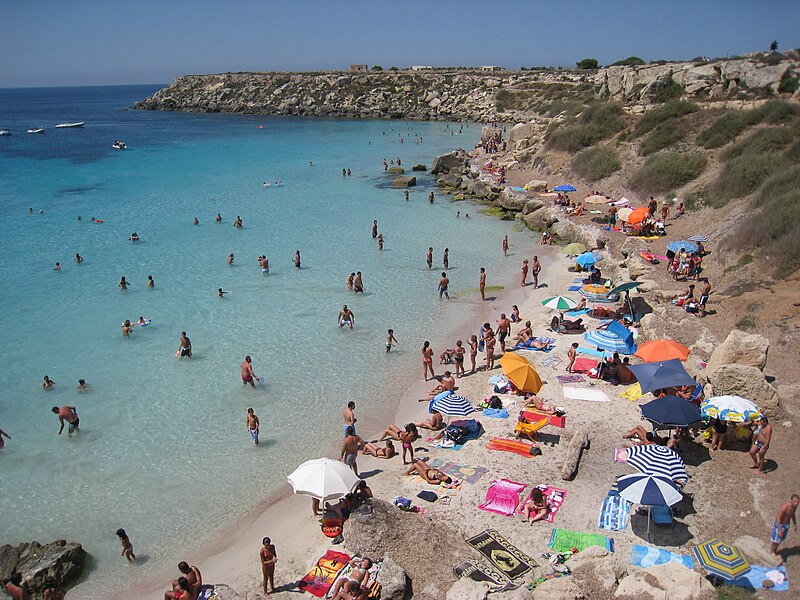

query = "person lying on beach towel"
[526,394,559,415]
[361,440,396,459]
[329,558,372,600]
[514,337,554,351]
[404,458,452,484]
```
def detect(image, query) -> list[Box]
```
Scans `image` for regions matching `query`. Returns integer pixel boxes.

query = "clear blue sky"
[2,0,798,87]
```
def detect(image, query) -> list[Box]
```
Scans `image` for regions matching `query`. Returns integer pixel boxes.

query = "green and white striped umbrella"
[541,296,578,311]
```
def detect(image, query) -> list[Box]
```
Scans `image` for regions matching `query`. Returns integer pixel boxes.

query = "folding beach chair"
[650,505,673,526]
[514,417,549,442]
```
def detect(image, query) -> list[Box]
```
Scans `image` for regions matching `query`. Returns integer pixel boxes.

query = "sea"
[0,85,533,596]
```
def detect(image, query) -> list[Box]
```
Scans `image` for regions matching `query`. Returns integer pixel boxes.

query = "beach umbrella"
[585,194,611,204]
[584,321,636,354]
[700,396,761,423]
[694,540,751,581]
[634,339,691,362]
[627,359,696,394]
[542,296,578,311]
[625,445,688,483]
[687,235,708,243]
[628,206,650,225]
[641,396,701,428]
[616,207,634,222]
[617,473,682,537]
[429,392,476,417]
[287,457,360,503]
[575,252,602,269]
[667,240,699,254]
[499,353,543,393]
[554,184,576,192]
[561,242,587,256]
[607,281,642,296]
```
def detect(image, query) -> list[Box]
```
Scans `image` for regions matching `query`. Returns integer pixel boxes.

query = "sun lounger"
[486,437,540,457]
[520,410,566,428]
[514,418,548,442]
[478,479,527,516]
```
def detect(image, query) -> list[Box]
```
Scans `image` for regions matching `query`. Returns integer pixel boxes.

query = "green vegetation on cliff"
[546,102,625,151]
[629,152,707,195]
[571,147,621,181]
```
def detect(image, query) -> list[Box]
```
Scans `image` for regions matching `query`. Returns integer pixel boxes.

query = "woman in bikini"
[361,439,395,458]
[404,459,453,485]
[522,488,549,523]
[468,335,478,374]
[378,424,418,463]
[422,341,435,381]
[330,558,372,599]
[260,537,277,595]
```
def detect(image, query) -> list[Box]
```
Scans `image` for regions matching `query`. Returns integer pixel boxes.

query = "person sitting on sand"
[352,480,373,504]
[379,423,418,463]
[623,425,678,450]
[512,321,533,345]
[166,562,202,600]
[361,440,396,458]
[416,410,444,431]
[404,459,452,484]
[428,371,455,396]
[330,558,372,599]
[521,487,549,524]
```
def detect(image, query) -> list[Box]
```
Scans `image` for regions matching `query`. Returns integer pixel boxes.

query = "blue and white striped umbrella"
[583,328,636,354]
[667,240,699,253]
[429,392,475,417]
[625,445,688,483]
[687,235,708,243]
[617,473,682,506]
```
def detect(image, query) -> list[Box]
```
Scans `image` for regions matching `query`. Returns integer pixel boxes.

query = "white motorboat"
[27,127,45,134]
[0,129,10,136]
[112,140,127,150]
[54,122,85,128]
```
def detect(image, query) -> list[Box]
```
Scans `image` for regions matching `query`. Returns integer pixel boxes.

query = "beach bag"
[445,425,469,445]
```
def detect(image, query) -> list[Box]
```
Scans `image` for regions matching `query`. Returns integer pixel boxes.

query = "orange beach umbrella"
[499,353,543,393]
[628,206,650,225]
[634,339,691,363]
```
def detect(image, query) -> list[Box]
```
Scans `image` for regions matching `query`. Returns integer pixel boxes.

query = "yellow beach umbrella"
[499,353,543,393]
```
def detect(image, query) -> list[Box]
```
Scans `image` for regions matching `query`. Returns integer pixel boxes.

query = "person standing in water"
[338,305,355,328]
[372,220,378,238]
[353,272,364,293]
[428,192,434,204]
[147,275,155,288]
[246,408,260,445]
[293,251,301,268]
[241,356,258,387]
[343,401,357,435]
[438,272,449,300]
[75,253,84,264]
[215,213,222,223]
[228,253,234,265]
[377,234,384,251]
[502,235,509,256]
[178,332,192,358]
[443,248,449,269]
[52,406,79,434]
[119,276,129,291]
[386,329,398,352]
[116,528,135,561]
[0,427,11,451]
[426,247,433,269]
[346,273,355,290]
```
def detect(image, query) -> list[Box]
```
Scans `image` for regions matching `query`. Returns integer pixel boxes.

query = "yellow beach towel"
[621,383,644,402]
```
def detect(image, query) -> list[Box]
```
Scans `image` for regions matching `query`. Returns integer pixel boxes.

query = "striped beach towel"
[598,493,631,531]
[630,544,693,570]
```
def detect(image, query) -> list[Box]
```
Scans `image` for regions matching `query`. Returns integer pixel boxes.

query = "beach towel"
[521,410,567,428]
[548,528,614,553]
[518,486,567,523]
[299,550,351,597]
[567,285,582,291]
[326,559,383,599]
[730,565,789,592]
[598,493,631,531]
[482,408,510,418]
[454,560,511,591]
[565,308,590,317]
[408,473,464,497]
[620,383,644,402]
[577,347,612,359]
[428,458,488,484]
[630,544,693,570]
[562,386,611,402]
[614,447,628,463]
[486,437,539,457]
[556,374,585,384]
[570,358,598,374]
[514,337,555,351]
[478,479,526,516]
[196,586,219,600]
[572,278,586,283]
[540,356,563,369]
[466,529,536,579]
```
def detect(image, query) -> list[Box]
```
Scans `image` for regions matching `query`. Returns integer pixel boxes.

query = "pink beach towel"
[518,485,567,523]
[478,479,527,516]
[570,358,598,374]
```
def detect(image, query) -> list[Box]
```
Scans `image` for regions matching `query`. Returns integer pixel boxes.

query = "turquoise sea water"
[0,86,531,596]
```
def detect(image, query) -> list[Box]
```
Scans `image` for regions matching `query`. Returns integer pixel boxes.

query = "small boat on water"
[112,140,127,150]
[27,127,45,134]
[0,129,11,136]
[54,122,85,128]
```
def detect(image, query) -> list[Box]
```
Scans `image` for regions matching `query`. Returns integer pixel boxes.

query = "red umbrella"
[628,206,650,225]
[634,339,691,362]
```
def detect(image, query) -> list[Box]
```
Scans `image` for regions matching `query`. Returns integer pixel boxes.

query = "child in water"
[116,528,136,561]
[386,329,399,353]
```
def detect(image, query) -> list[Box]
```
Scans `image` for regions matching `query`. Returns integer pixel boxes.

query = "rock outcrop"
[707,364,780,417]
[0,540,87,594]
[392,176,416,187]
[705,329,769,375]
[614,562,714,599]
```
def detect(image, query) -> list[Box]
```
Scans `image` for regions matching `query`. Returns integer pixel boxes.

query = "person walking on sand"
[177,331,192,358]
[521,259,529,287]
[468,335,479,374]
[338,305,355,329]
[116,528,135,561]
[241,356,258,387]
[422,341,435,381]
[260,537,278,596]
[343,401,357,436]
[426,247,433,269]
[340,426,364,476]
[567,343,579,373]
[386,329,398,353]
[479,267,486,301]
[372,220,378,238]
[438,272,450,300]
[532,256,542,289]
[497,313,511,353]
[502,235,509,257]
[52,406,79,435]
[453,340,465,377]
[443,248,449,269]
[748,416,772,472]
[698,278,711,318]
[771,494,798,564]
[246,408,260,445]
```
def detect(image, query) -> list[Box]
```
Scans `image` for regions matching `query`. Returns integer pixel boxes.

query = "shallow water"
[0,86,532,596]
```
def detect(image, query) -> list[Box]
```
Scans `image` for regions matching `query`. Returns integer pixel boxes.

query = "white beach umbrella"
[616,207,634,222]
[287,457,360,502]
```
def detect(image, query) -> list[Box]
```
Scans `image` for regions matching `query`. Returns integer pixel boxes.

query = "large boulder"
[211,585,247,600]
[531,574,583,599]
[376,554,409,600]
[432,151,467,175]
[524,179,548,192]
[620,236,649,259]
[446,578,489,600]
[412,164,428,172]
[569,545,626,593]
[388,166,405,174]
[496,190,528,211]
[614,562,714,600]
[0,541,87,593]
[392,176,416,188]
[706,330,769,375]
[708,363,780,418]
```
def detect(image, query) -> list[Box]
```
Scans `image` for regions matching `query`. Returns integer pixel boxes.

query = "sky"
[2,0,799,87]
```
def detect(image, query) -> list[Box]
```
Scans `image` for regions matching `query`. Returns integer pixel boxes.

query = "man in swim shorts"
[427,247,433,269]
[771,494,799,563]
[246,408,260,445]
[343,401,357,436]
[340,426,364,476]
[748,416,772,472]
[438,272,449,300]
[353,272,364,294]
[496,313,511,352]
[52,405,79,435]
[241,356,258,387]
[178,332,192,358]
[338,305,355,329]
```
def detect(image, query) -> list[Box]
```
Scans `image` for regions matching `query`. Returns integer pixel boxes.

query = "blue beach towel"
[630,544,693,570]
[567,285,582,291]
[730,565,789,592]
[514,337,555,352]
[565,308,590,317]
[598,494,631,532]
[511,187,526,192]
[577,346,612,359]
[481,408,509,419]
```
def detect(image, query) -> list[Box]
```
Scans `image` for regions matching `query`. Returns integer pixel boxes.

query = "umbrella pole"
[647,506,651,541]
